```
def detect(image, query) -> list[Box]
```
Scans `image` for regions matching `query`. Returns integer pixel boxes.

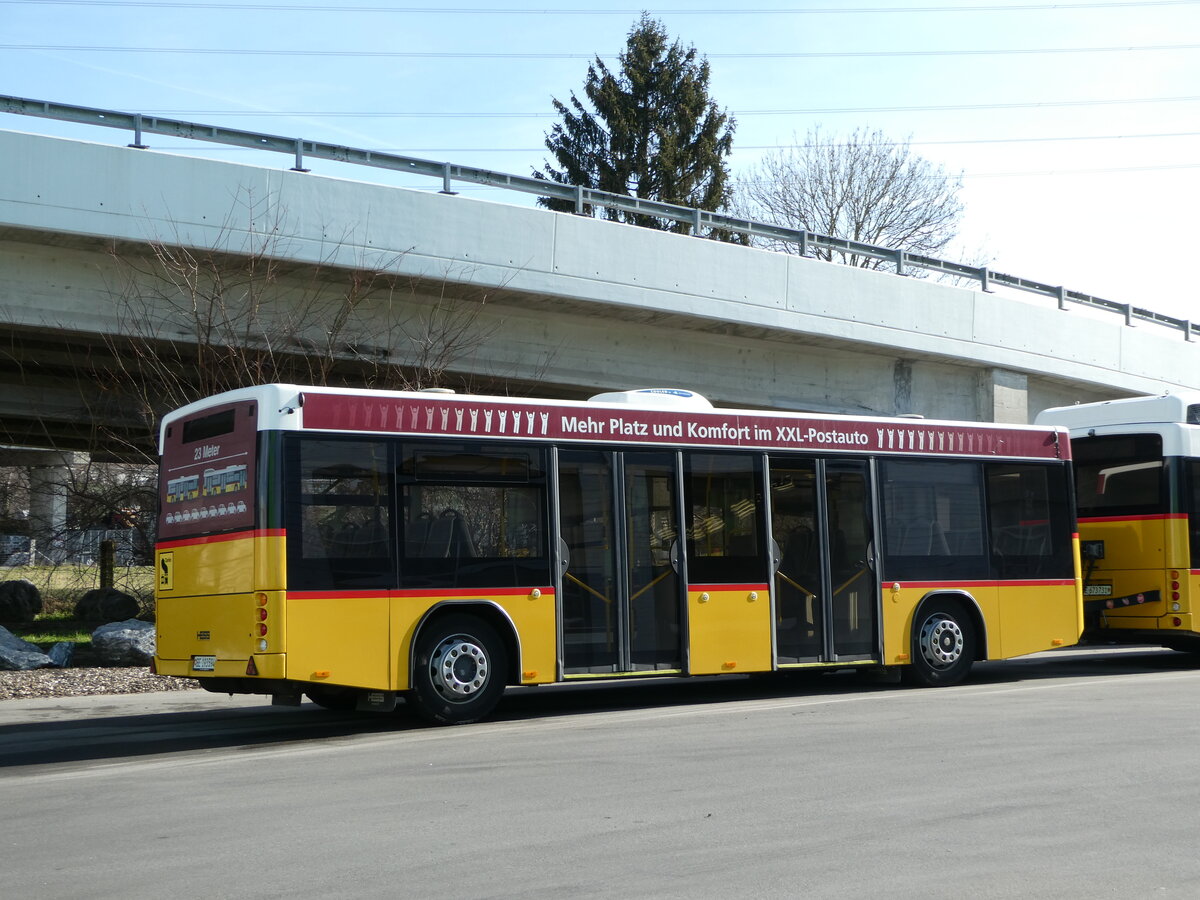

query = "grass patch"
[14,620,94,646]
[0,564,154,616]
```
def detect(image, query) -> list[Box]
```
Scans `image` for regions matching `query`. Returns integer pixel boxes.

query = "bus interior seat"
[442,509,477,557]
[995,525,1049,557]
[405,509,477,558]
[331,515,389,558]
[896,517,951,556]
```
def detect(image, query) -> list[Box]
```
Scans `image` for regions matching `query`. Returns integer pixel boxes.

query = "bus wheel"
[906,601,975,687]
[410,614,508,725]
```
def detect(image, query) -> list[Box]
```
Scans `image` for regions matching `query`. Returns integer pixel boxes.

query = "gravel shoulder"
[0,667,200,700]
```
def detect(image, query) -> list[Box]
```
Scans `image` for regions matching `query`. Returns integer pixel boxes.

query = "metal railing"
[3,94,1194,341]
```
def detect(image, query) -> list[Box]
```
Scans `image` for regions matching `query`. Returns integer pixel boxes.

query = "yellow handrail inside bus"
[630,568,671,602]
[776,570,816,599]
[564,571,610,605]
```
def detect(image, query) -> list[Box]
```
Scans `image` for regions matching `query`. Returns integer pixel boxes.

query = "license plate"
[192,655,217,671]
[1084,584,1113,597]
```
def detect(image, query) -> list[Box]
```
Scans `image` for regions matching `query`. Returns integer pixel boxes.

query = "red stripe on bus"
[287,587,556,601]
[885,579,1076,589]
[1078,514,1188,523]
[157,528,285,549]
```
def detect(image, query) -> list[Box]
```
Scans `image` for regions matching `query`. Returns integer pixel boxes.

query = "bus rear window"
[160,402,258,540]
[181,408,238,443]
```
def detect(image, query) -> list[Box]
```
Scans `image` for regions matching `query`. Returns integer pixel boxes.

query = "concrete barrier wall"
[2,128,1196,426]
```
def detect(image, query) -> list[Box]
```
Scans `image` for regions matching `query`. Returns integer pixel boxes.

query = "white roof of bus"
[1035,392,1200,458]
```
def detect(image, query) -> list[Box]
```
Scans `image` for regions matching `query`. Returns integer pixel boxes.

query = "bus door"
[557,449,684,674]
[683,453,773,675]
[770,457,878,663]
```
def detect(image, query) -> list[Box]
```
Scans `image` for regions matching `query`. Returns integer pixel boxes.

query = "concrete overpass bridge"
[2,104,1198,461]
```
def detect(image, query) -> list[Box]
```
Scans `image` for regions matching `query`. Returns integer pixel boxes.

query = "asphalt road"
[3,646,1200,899]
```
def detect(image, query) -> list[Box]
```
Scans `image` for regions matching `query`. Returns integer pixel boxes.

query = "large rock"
[46,641,75,667]
[75,588,139,622]
[0,579,43,623]
[0,625,54,670]
[91,619,155,666]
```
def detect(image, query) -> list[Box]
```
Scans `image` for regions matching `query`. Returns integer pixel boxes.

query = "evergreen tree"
[536,14,736,235]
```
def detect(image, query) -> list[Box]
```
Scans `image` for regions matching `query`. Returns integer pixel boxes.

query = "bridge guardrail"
[3,94,1193,342]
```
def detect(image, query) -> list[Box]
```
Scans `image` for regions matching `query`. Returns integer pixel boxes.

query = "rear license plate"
[192,655,217,671]
[1084,584,1113,597]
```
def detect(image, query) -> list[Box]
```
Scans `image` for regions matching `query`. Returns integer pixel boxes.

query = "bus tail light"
[255,593,269,646]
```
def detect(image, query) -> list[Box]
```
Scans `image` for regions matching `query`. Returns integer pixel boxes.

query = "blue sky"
[3,0,1199,323]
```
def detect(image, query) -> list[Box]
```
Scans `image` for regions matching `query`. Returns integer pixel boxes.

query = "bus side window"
[985,463,1072,579]
[398,444,550,589]
[879,459,987,581]
[286,436,395,590]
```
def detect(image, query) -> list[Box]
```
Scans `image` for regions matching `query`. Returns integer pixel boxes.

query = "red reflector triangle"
[246,657,259,676]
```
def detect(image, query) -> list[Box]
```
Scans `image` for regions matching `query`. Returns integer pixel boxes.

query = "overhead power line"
[3,42,1198,58]
[137,95,1200,118]
[3,0,1197,13]
[128,130,1200,156]
[351,132,1200,152]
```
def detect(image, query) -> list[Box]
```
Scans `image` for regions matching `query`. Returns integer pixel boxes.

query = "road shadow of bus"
[969,643,1198,685]
[493,645,1196,721]
[0,703,407,770]
[0,673,893,770]
[1,645,1189,769]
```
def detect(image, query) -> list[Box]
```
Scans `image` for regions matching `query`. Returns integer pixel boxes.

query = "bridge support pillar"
[1,451,85,562]
[977,368,1029,424]
[28,462,71,561]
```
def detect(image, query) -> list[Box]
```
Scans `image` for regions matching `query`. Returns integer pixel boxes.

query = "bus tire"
[409,613,508,725]
[905,600,975,687]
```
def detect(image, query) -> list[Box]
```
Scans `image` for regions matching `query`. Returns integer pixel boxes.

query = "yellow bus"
[1037,393,1200,650]
[154,384,1082,724]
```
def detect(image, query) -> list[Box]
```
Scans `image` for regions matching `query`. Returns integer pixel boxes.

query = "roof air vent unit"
[587,388,713,410]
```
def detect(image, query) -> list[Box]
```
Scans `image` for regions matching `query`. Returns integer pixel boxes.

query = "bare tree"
[0,189,529,590]
[94,187,507,460]
[735,127,966,269]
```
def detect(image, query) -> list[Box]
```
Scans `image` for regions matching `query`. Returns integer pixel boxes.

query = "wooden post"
[100,539,115,590]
